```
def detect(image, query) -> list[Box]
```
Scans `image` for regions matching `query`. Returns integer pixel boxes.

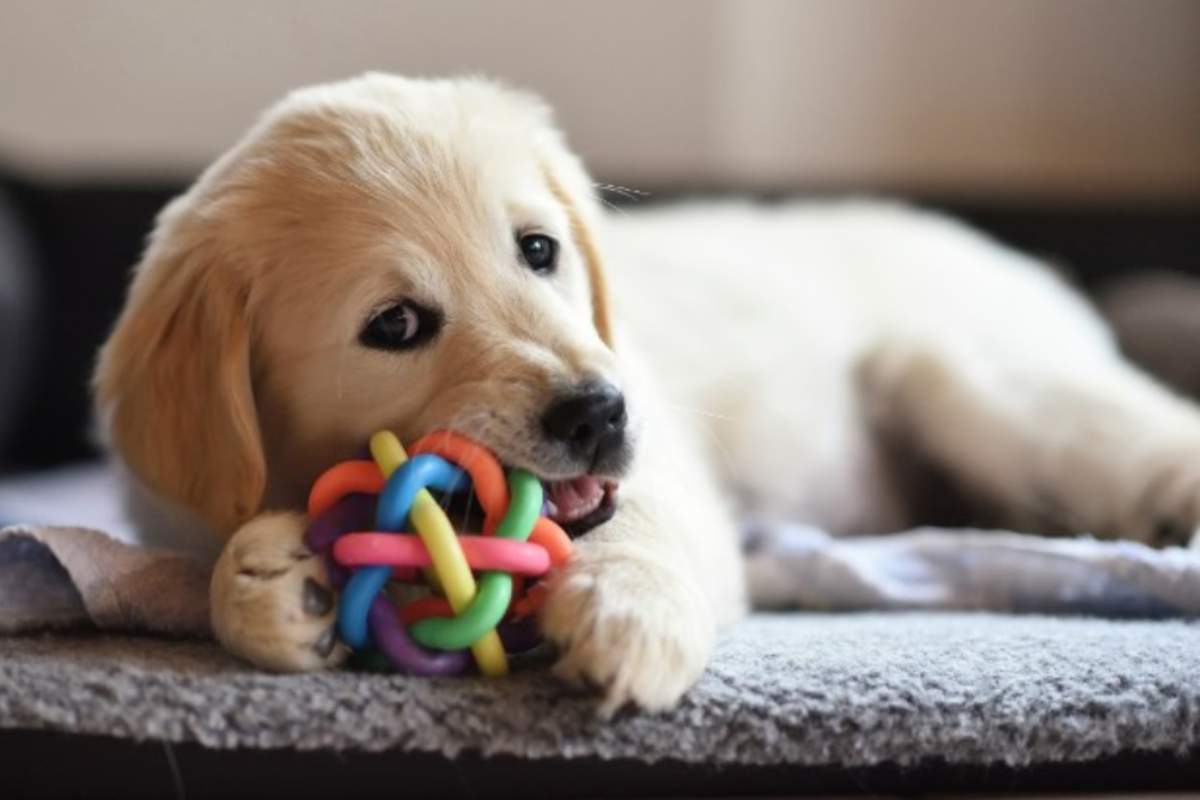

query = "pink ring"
[333,532,552,576]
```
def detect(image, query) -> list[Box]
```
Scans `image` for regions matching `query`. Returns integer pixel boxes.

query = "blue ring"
[338,564,391,648]
[375,454,468,531]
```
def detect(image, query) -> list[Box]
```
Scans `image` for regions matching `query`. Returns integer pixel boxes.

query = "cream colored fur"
[96,74,1200,713]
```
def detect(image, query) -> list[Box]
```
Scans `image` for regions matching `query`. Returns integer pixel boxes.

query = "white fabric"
[0,462,137,544]
[746,521,1200,617]
[4,463,1200,619]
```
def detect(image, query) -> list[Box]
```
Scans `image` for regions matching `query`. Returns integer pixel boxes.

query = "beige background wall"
[1,0,1198,200]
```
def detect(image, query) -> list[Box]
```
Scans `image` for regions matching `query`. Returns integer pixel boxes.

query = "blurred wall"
[1,0,1198,200]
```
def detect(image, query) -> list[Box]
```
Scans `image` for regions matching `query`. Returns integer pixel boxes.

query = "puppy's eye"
[360,301,441,351]
[518,233,558,274]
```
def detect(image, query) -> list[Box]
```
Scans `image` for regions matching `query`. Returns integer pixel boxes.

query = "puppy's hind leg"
[859,339,1200,546]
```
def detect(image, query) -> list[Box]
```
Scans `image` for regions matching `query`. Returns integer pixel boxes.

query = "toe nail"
[303,577,334,616]
[314,626,337,658]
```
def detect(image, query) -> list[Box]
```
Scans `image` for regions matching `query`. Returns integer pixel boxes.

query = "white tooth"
[569,491,601,520]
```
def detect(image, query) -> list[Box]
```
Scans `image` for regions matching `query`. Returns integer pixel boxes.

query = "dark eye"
[518,233,558,273]
[359,300,441,351]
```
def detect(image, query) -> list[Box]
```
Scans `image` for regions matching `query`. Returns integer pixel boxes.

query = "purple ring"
[368,595,471,675]
[306,492,376,552]
[306,493,377,589]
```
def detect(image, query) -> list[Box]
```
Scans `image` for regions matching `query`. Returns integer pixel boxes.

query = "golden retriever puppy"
[95,73,744,712]
[96,73,1200,712]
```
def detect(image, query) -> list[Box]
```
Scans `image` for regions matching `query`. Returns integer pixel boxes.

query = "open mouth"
[541,476,619,538]
[436,471,618,539]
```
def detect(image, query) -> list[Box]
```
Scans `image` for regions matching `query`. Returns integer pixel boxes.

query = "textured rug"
[3,612,1198,768]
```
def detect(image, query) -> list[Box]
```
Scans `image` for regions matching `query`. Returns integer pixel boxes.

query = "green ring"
[409,469,542,650]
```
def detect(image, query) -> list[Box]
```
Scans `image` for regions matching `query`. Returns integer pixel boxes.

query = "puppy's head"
[95,74,632,536]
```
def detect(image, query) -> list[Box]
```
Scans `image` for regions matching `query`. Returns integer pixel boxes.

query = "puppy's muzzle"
[541,382,628,469]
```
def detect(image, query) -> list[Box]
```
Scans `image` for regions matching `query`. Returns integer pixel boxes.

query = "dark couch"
[2,169,1198,475]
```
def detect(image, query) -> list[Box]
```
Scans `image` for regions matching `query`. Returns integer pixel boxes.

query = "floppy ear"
[94,218,265,535]
[542,164,614,349]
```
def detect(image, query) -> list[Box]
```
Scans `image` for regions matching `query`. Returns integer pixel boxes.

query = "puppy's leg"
[540,413,747,714]
[860,340,1200,545]
[210,512,347,671]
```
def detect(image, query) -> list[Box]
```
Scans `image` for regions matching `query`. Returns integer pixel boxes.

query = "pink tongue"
[547,476,604,522]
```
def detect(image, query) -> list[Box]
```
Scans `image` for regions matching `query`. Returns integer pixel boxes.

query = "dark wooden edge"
[4,728,1199,798]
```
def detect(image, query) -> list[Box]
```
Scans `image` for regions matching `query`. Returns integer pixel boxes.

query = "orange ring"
[308,460,384,519]
[512,519,572,617]
[529,518,572,565]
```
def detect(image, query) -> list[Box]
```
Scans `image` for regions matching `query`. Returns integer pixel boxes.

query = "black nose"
[541,383,628,464]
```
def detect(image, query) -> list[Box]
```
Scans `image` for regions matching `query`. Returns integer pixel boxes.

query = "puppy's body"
[614,199,1200,560]
[97,74,1200,713]
[607,200,1113,537]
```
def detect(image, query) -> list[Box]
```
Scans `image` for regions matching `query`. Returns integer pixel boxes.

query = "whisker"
[595,183,650,202]
[450,410,499,530]
[661,401,740,478]
[598,196,628,216]
[665,402,735,422]
[693,419,740,478]
[431,413,475,519]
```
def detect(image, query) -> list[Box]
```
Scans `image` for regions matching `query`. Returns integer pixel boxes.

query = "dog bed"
[4,467,1200,795]
[4,614,1200,796]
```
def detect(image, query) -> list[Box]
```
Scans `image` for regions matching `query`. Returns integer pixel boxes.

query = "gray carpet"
[2,612,1198,768]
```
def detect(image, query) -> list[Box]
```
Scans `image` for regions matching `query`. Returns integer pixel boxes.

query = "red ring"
[334,532,552,575]
[401,596,454,624]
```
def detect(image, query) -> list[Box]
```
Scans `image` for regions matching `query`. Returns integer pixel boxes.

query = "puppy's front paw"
[210,511,348,671]
[539,542,715,715]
